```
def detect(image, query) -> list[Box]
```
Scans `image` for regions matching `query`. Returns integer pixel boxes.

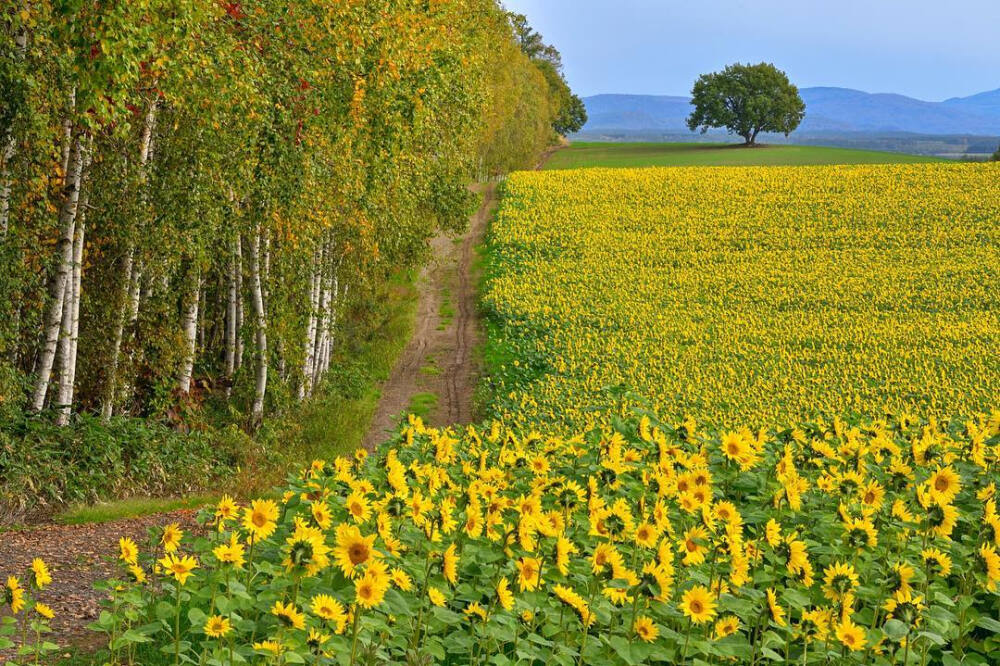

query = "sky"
[500,1,1000,101]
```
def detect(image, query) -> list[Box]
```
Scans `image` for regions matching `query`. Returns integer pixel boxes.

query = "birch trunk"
[54,176,89,425]
[224,238,239,394]
[30,133,85,412]
[178,269,201,394]
[234,234,244,371]
[298,246,323,400]
[248,226,268,424]
[102,102,156,418]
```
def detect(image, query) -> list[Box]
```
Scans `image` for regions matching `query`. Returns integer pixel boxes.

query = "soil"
[361,183,496,448]
[0,509,203,660]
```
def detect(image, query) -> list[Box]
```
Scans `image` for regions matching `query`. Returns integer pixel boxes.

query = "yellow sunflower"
[679,585,716,624]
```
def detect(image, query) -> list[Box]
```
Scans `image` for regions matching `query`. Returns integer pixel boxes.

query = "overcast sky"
[500,1,1000,101]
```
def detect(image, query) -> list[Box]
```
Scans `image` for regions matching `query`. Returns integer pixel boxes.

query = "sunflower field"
[482,163,1000,431]
[4,408,1000,664]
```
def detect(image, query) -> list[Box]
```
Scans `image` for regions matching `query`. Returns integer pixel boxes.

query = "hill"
[542,142,941,170]
[581,87,1000,136]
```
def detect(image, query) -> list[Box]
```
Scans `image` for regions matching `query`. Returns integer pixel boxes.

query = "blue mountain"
[581,87,1000,136]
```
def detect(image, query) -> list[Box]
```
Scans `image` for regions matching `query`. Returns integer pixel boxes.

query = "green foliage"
[687,63,806,145]
[992,144,1000,161]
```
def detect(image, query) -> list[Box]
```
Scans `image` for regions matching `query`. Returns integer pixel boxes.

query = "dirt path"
[0,509,203,658]
[362,184,496,448]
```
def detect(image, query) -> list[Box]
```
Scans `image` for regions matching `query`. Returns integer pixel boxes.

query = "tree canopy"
[0,0,576,428]
[686,63,805,146]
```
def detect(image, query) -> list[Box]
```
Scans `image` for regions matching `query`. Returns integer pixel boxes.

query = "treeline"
[0,0,583,429]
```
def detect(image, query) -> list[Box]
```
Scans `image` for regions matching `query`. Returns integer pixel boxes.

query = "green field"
[543,141,941,169]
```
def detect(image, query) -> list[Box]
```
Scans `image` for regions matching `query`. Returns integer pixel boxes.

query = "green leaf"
[978,616,1000,633]
[883,619,909,641]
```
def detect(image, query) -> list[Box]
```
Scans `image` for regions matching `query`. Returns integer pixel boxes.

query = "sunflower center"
[253,512,267,528]
[348,543,369,564]
[690,600,703,614]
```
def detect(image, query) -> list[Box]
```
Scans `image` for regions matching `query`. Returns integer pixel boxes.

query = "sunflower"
[243,499,279,542]
[119,537,139,565]
[633,615,658,642]
[888,562,914,594]
[980,543,1000,591]
[883,589,925,626]
[345,491,372,524]
[766,588,786,627]
[213,534,246,569]
[679,525,710,566]
[355,569,389,609]
[496,577,515,611]
[926,466,961,505]
[271,601,306,630]
[801,608,833,642]
[204,615,232,638]
[31,558,51,589]
[822,561,859,602]
[215,495,239,523]
[842,516,878,549]
[679,585,716,624]
[442,543,459,585]
[158,553,198,585]
[634,522,659,548]
[765,519,782,547]
[428,586,447,607]
[591,543,622,574]
[283,520,331,576]
[34,602,54,620]
[714,615,740,639]
[161,523,183,553]
[834,616,866,651]
[311,501,333,529]
[311,594,347,633]
[390,567,413,591]
[720,432,750,463]
[333,524,378,577]
[253,640,284,655]
[516,556,542,591]
[921,547,952,577]
[555,535,577,575]
[128,564,147,584]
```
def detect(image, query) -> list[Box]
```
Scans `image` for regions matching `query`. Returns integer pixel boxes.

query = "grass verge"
[543,141,942,169]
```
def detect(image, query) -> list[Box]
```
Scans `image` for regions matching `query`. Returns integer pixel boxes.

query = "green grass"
[543,141,942,170]
[54,494,216,525]
[406,392,439,420]
[282,270,420,468]
[437,286,455,331]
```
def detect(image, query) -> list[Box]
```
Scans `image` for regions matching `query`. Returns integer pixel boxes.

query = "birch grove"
[0,0,575,430]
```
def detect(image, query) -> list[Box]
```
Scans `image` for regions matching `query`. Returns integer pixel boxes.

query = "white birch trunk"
[54,173,89,425]
[224,238,238,394]
[298,246,322,400]
[30,133,85,412]
[178,268,201,394]
[234,234,244,371]
[248,227,268,423]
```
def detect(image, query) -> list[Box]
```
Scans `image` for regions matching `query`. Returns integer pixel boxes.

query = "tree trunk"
[102,101,156,419]
[224,237,239,395]
[178,268,201,394]
[298,245,323,400]
[234,234,244,371]
[54,166,90,426]
[31,133,85,412]
[248,226,267,424]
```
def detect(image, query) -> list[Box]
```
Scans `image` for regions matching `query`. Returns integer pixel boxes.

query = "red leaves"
[220,1,244,20]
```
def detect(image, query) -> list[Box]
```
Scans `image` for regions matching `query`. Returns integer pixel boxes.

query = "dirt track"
[361,184,496,448]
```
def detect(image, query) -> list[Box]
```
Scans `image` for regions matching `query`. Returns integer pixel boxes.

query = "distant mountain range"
[581,87,1000,136]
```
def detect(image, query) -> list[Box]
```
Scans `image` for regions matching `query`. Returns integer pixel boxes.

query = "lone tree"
[992,143,1000,161]
[687,63,805,146]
